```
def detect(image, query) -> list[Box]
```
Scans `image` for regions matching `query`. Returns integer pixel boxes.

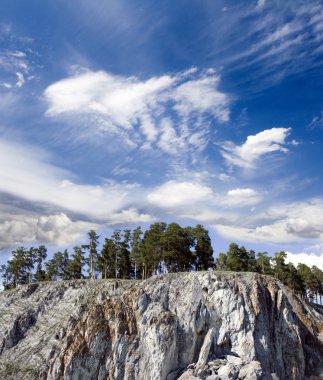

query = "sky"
[0,0,323,269]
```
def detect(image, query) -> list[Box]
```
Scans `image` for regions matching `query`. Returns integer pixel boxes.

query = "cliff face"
[0,272,322,380]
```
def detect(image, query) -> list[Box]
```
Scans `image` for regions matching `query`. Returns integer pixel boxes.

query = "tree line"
[0,223,213,286]
[216,243,323,303]
[0,223,322,303]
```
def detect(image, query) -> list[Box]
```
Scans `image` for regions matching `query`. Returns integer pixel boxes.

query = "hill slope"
[0,272,322,379]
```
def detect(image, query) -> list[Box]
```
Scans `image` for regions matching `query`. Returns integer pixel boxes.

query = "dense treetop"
[0,223,322,303]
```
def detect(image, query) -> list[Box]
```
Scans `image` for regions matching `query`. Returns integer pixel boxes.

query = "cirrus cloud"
[44,68,230,155]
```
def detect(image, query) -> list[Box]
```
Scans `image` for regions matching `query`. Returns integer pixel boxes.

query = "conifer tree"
[193,224,214,271]
[33,245,48,282]
[272,251,288,282]
[112,229,122,279]
[141,223,167,278]
[119,229,132,279]
[84,230,100,279]
[99,238,116,279]
[69,246,85,279]
[215,253,228,270]
[130,227,143,279]
[256,252,272,275]
[226,243,249,272]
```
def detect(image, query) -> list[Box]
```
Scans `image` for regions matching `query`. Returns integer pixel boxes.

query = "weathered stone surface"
[0,272,322,379]
[238,361,262,379]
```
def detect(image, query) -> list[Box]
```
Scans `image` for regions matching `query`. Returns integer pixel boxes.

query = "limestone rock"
[238,361,262,379]
[0,272,321,379]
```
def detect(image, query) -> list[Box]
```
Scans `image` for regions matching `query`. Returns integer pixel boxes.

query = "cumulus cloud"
[147,180,214,208]
[213,198,323,244]
[44,68,230,155]
[0,213,96,249]
[286,251,323,269]
[221,128,291,168]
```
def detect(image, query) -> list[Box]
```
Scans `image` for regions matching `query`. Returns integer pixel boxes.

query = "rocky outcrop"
[0,272,322,380]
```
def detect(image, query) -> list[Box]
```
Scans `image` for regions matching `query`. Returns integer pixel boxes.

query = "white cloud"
[107,208,155,225]
[286,252,323,269]
[307,110,323,130]
[218,173,232,182]
[0,213,96,249]
[35,214,96,247]
[0,47,32,89]
[44,68,230,155]
[0,138,150,221]
[179,209,237,225]
[147,180,214,208]
[15,72,25,88]
[213,199,323,243]
[213,222,292,244]
[221,128,291,168]
[225,187,261,207]
[172,75,230,122]
[256,0,265,9]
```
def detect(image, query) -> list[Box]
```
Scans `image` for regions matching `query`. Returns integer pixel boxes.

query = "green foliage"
[161,223,194,272]
[45,250,70,281]
[256,252,272,275]
[215,253,227,270]
[272,251,288,282]
[69,246,85,279]
[98,238,116,279]
[84,230,100,279]
[130,226,143,279]
[1,225,321,306]
[193,224,214,271]
[226,243,249,272]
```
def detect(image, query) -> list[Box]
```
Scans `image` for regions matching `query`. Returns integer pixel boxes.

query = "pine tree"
[119,229,132,279]
[141,223,167,278]
[45,250,70,281]
[285,262,305,294]
[85,230,100,279]
[6,247,33,287]
[310,266,323,303]
[193,224,214,271]
[98,238,116,279]
[161,223,194,273]
[112,229,122,279]
[33,245,47,282]
[247,250,257,272]
[272,251,288,282]
[256,252,272,275]
[130,227,143,279]
[226,243,249,272]
[69,246,85,279]
[215,253,227,270]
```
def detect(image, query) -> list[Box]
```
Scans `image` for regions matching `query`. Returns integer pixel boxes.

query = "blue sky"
[0,0,323,268]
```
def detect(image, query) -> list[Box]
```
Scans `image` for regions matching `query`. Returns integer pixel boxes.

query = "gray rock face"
[0,272,322,380]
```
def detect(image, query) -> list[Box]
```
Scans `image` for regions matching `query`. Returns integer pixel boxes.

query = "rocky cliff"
[0,272,322,380]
